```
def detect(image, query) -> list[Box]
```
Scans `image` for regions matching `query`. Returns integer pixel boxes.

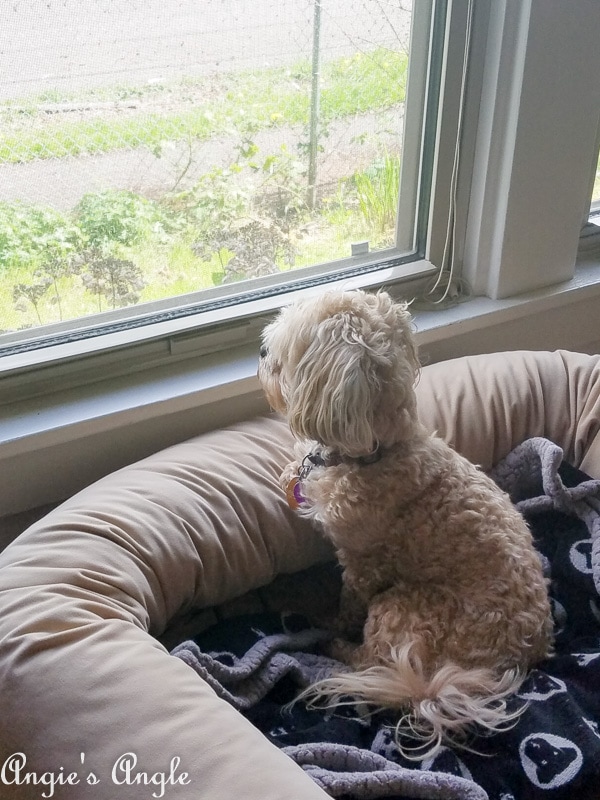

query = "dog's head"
[258,289,420,456]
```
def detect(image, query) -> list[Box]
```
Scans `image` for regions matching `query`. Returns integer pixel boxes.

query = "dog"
[258,289,553,757]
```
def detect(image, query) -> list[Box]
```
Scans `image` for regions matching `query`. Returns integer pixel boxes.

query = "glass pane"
[592,149,600,209]
[0,0,417,338]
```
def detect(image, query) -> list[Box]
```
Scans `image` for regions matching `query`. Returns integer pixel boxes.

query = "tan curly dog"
[258,289,553,757]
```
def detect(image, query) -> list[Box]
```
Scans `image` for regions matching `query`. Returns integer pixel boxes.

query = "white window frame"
[460,0,600,299]
[2,0,600,518]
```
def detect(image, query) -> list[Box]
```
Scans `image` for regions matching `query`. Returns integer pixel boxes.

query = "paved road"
[0,0,411,101]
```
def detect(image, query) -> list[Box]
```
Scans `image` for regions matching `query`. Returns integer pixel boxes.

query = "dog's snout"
[259,345,268,359]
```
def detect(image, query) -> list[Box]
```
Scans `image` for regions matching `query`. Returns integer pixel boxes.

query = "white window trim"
[460,0,600,298]
[2,0,600,518]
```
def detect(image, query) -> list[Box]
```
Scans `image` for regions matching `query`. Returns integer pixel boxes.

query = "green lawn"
[0,49,407,164]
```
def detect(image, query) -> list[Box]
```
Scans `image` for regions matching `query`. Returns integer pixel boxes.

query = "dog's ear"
[383,294,419,377]
[286,313,382,457]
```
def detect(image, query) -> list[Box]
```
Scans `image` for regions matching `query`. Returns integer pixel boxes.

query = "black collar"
[298,445,382,479]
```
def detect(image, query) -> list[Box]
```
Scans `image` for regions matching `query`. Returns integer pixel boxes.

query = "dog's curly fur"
[258,289,553,757]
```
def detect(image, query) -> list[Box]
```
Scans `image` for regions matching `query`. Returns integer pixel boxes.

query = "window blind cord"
[426,0,474,305]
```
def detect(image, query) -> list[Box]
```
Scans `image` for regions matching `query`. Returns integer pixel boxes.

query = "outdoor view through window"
[593,149,600,209]
[0,1,416,342]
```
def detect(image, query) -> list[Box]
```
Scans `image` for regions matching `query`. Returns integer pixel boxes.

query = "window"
[2,0,600,517]
[456,0,600,299]
[590,146,600,213]
[0,0,446,361]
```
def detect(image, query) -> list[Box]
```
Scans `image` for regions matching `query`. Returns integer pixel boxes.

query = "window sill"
[1,260,599,517]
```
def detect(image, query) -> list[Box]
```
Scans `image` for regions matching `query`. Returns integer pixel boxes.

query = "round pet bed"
[0,349,599,800]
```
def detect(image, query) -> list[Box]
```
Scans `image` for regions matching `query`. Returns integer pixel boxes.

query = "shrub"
[75,190,171,249]
[78,249,146,311]
[0,201,83,270]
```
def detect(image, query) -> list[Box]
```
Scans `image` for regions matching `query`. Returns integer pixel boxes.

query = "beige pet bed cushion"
[0,349,599,800]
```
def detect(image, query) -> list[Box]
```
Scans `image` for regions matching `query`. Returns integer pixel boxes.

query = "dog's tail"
[301,642,526,758]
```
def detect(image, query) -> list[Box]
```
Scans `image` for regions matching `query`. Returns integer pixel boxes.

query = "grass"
[3,79,177,108]
[354,152,401,234]
[1,105,244,164]
[322,50,408,118]
[0,49,408,164]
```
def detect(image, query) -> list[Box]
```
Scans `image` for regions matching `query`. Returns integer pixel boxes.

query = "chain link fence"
[0,0,413,334]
